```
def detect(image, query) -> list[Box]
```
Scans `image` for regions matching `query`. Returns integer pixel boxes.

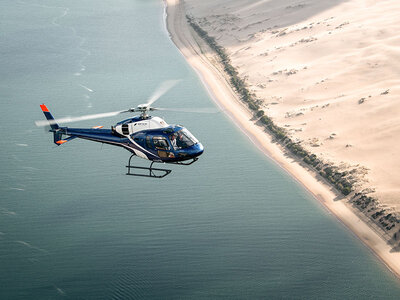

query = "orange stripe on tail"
[40,104,49,112]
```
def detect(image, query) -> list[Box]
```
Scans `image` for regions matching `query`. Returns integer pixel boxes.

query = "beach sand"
[165,0,400,278]
[183,0,400,212]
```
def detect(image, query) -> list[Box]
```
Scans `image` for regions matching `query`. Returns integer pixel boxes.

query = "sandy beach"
[183,0,400,212]
[165,0,400,278]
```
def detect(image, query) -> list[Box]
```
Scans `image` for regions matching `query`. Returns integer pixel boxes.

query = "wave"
[15,240,49,254]
[9,187,25,191]
[0,207,17,216]
[79,84,94,93]
[54,285,66,296]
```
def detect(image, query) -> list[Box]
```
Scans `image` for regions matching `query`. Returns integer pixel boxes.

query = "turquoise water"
[1,0,400,299]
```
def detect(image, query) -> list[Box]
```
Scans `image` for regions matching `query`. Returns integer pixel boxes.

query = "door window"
[153,136,170,150]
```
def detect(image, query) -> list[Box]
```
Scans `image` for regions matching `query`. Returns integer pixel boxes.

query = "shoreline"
[164,0,400,279]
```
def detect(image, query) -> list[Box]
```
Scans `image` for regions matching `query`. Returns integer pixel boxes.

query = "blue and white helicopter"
[36,81,205,178]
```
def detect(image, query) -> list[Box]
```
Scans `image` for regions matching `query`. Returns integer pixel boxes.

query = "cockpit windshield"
[169,128,199,150]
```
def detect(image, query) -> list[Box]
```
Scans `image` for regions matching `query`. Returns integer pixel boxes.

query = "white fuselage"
[114,116,169,136]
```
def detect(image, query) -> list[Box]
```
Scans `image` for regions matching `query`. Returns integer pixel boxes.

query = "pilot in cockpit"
[170,134,177,149]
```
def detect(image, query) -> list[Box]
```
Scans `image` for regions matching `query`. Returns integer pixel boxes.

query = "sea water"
[0,0,399,299]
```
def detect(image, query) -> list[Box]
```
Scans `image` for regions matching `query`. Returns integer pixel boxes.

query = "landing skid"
[126,155,171,178]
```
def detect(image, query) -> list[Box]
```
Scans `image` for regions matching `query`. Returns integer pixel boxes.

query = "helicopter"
[36,81,205,178]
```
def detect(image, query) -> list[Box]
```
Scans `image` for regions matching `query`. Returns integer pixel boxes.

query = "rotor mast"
[128,104,157,119]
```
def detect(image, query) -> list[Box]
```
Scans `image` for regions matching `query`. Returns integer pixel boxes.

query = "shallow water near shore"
[1,0,400,298]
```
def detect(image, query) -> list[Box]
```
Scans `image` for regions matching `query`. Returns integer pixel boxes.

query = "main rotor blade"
[154,107,221,114]
[146,80,181,107]
[35,110,126,127]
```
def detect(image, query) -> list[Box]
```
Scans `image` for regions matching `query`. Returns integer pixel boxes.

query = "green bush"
[248,101,259,111]
[257,110,265,117]
[260,115,271,125]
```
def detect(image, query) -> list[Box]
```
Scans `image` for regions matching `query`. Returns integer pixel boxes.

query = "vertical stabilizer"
[40,104,59,130]
[40,104,64,145]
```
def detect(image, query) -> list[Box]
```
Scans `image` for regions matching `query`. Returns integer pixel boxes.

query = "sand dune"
[185,0,400,211]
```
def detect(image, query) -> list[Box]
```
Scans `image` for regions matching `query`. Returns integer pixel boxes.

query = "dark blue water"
[1,0,399,299]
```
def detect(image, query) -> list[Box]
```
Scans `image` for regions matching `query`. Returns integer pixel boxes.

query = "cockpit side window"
[170,128,198,149]
[153,136,170,150]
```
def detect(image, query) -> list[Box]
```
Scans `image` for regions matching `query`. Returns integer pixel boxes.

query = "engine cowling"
[112,117,169,136]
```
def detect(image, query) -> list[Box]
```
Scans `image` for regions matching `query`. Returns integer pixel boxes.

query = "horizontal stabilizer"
[55,136,77,145]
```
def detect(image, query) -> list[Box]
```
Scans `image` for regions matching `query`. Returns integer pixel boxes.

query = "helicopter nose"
[195,143,204,157]
[177,143,204,160]
[186,143,204,158]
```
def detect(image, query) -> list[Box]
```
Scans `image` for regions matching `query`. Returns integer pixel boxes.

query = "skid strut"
[126,155,171,178]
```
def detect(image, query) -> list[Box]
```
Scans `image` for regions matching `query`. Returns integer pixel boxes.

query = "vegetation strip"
[186,15,400,243]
